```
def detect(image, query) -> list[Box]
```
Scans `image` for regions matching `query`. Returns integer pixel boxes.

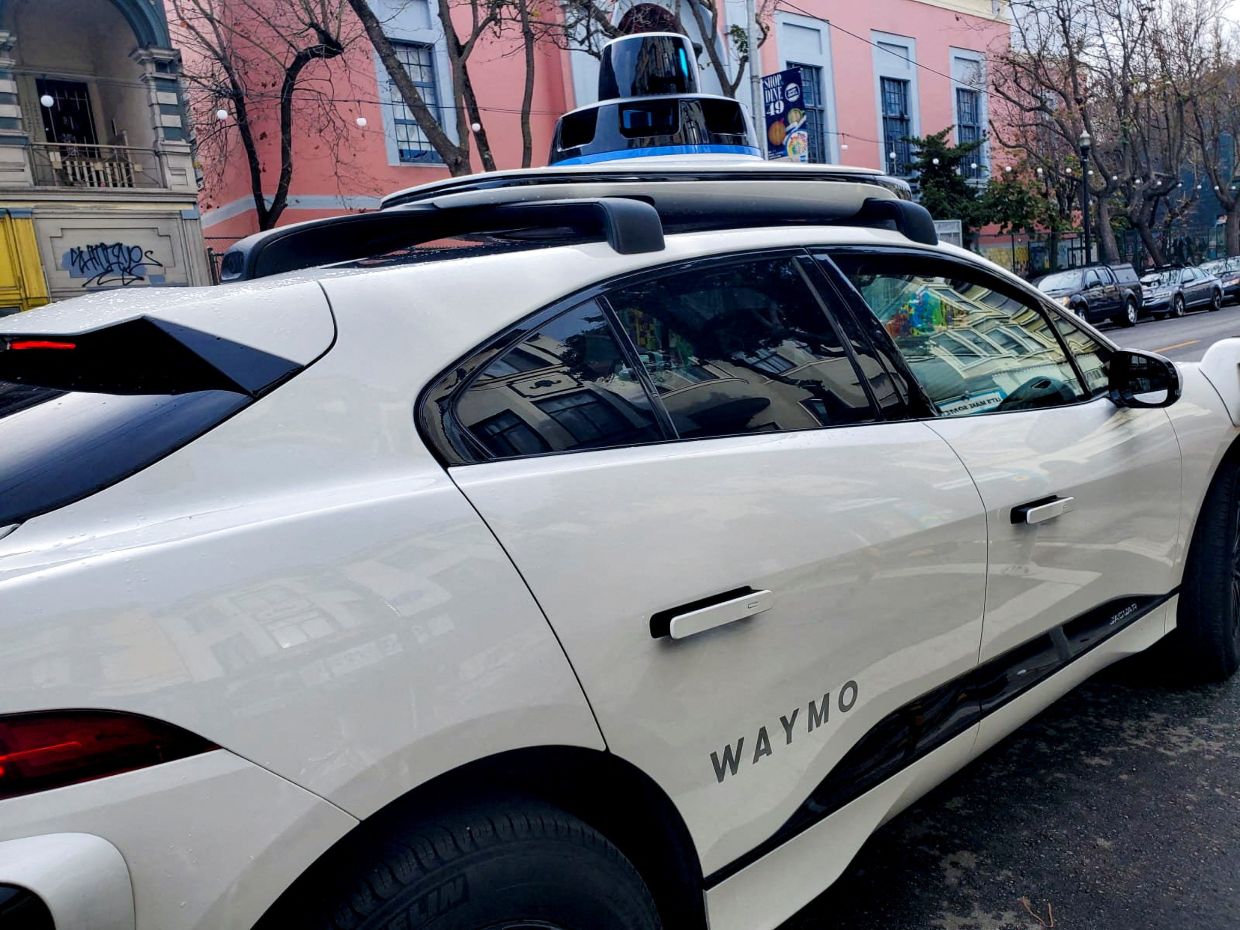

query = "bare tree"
[171,0,356,230]
[990,0,1229,265]
[1182,9,1240,254]
[347,0,502,175]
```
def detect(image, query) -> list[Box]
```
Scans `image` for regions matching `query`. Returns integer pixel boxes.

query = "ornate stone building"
[0,0,209,311]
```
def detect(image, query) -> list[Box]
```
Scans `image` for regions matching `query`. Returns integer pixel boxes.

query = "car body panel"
[705,600,1167,930]
[450,422,988,875]
[0,750,358,930]
[5,216,1240,930]
[0,299,606,821]
[926,399,1182,661]
[0,278,336,367]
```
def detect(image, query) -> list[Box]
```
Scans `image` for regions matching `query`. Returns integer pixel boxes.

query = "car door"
[824,248,1182,672]
[1186,267,1210,306]
[430,251,988,880]
[1082,267,1110,316]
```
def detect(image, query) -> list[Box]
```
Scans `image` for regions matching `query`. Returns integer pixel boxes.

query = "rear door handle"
[1012,496,1075,525]
[650,588,774,640]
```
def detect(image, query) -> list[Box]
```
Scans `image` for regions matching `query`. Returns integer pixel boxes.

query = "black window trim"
[813,245,1113,419]
[417,247,888,466]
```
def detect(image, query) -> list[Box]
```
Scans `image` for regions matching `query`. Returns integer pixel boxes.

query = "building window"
[788,61,827,163]
[957,87,982,179]
[881,77,912,176]
[388,41,443,164]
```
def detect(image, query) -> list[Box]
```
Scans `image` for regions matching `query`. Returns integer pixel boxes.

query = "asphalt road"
[1108,304,1240,362]
[782,308,1240,930]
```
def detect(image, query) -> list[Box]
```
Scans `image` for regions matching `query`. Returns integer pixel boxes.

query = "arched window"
[617,4,681,35]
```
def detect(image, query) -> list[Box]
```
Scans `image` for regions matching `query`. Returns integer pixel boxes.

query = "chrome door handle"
[1012,496,1075,525]
[650,588,774,640]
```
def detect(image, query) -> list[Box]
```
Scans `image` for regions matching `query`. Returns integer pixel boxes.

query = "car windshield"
[1203,261,1226,275]
[1036,270,1081,290]
[1141,273,1166,286]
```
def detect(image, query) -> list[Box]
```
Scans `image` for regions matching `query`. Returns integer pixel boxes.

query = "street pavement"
[782,307,1240,930]
[1109,304,1240,362]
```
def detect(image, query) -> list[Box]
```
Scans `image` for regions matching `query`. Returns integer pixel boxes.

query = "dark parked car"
[1201,257,1240,302]
[1033,264,1143,327]
[1139,265,1224,318]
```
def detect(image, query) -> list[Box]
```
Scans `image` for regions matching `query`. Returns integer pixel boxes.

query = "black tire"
[1171,294,1186,317]
[1118,298,1138,327]
[263,798,662,930]
[1211,289,1224,311]
[1172,462,1240,682]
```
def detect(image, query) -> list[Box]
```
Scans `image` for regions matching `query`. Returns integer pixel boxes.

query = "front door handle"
[650,588,774,640]
[1012,496,1075,525]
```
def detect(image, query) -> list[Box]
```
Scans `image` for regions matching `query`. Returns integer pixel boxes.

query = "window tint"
[1049,313,1110,397]
[455,300,662,458]
[833,253,1087,416]
[606,258,874,439]
[1085,269,1104,288]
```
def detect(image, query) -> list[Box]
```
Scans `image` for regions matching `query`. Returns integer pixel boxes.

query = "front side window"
[455,300,662,458]
[605,257,875,439]
[832,252,1087,416]
[389,41,443,164]
[1049,313,1110,398]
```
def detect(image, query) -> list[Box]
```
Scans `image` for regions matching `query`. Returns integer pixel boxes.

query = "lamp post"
[1079,130,1092,267]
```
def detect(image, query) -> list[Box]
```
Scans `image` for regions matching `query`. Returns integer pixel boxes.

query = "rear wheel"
[261,798,662,930]
[1171,462,1240,682]
[1211,289,1224,311]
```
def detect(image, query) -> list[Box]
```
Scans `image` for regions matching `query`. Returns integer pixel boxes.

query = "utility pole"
[1079,130,1092,266]
[746,0,762,153]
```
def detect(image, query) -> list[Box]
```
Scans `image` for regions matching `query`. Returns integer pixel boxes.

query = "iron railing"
[28,142,166,190]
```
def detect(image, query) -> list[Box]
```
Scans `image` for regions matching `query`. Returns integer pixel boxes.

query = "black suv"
[1033,264,1144,327]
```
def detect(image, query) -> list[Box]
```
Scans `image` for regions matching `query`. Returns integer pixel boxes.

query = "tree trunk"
[1227,205,1240,257]
[1133,217,1166,267]
[1048,228,1060,271]
[518,0,536,168]
[1095,198,1120,264]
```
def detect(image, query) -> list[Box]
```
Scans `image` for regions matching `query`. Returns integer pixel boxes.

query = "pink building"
[192,0,1010,245]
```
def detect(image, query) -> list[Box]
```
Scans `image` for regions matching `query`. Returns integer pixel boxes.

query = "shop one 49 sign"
[763,68,808,162]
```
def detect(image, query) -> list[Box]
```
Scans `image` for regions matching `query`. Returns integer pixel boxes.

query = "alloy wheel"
[1173,295,1185,317]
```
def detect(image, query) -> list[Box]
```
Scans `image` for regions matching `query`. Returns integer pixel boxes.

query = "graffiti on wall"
[63,242,166,288]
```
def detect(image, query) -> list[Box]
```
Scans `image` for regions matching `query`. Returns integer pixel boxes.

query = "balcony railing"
[28,142,166,190]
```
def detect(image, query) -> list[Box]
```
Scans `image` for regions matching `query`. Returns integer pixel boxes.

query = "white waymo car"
[4,162,1240,930]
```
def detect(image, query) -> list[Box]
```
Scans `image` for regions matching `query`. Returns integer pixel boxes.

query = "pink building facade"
[193,0,1010,245]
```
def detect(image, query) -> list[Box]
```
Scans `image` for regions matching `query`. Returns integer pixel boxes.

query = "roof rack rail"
[219,197,666,282]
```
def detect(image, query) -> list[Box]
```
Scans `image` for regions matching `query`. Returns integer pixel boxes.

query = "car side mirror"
[1108,349,1181,408]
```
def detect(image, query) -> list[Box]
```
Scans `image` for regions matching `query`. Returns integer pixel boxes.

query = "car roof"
[379,157,912,209]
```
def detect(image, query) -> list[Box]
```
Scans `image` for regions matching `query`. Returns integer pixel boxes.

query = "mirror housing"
[1108,349,1181,408]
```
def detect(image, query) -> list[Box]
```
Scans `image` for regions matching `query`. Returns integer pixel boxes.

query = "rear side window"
[0,320,301,528]
[605,257,874,438]
[454,299,663,458]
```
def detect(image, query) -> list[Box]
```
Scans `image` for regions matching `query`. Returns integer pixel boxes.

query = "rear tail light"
[0,710,216,800]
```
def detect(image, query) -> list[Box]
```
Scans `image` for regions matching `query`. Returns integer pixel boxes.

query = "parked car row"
[1033,261,1232,326]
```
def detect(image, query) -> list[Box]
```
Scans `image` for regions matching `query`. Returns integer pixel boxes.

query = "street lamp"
[1078,130,1092,267]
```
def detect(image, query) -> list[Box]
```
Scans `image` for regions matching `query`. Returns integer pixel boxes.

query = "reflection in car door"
[826,248,1182,678]
[438,252,988,882]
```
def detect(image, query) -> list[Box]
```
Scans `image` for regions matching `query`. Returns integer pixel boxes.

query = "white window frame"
[950,47,988,183]
[871,31,919,177]
[775,12,840,164]
[369,0,458,168]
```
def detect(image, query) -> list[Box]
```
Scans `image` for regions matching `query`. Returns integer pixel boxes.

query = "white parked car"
[3,162,1240,930]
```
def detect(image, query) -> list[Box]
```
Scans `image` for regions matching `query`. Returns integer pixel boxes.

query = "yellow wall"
[0,212,49,312]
